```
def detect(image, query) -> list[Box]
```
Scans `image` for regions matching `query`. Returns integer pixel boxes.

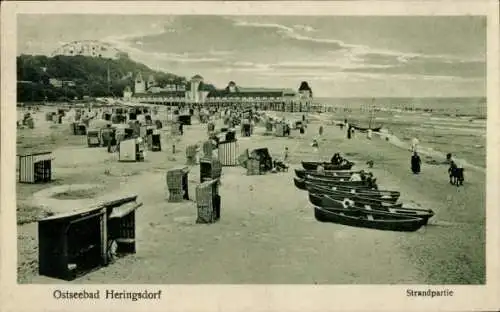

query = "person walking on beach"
[347,125,352,139]
[319,125,324,137]
[411,152,421,174]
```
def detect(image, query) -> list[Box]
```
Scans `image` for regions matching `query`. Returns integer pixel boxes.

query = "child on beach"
[283,147,289,162]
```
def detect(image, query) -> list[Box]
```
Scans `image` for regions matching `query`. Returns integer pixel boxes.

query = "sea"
[314,97,487,169]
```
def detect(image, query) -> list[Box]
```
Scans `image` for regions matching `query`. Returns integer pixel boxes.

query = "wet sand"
[16,108,485,284]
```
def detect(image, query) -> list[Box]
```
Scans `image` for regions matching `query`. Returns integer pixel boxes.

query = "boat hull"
[301,161,354,171]
[310,193,434,224]
[294,169,362,179]
[305,181,399,200]
[308,192,401,208]
[294,177,307,190]
[305,175,377,189]
[313,206,426,232]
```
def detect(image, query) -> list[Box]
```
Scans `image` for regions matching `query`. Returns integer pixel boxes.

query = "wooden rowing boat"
[294,177,308,190]
[305,175,377,189]
[294,168,363,179]
[313,206,426,232]
[308,192,401,208]
[305,181,400,201]
[301,161,354,171]
[311,194,434,224]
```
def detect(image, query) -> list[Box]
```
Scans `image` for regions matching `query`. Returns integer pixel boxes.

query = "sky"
[17,15,486,97]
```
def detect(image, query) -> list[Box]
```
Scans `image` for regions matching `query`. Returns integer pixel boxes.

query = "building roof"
[133,91,185,98]
[207,89,285,98]
[191,74,203,80]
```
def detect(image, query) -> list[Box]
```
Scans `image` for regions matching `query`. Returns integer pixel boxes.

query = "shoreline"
[307,112,486,172]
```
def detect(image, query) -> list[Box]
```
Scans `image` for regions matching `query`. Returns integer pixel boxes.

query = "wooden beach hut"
[87,129,101,147]
[185,145,198,165]
[105,196,142,258]
[199,158,222,183]
[38,206,108,281]
[195,179,221,224]
[38,195,142,281]
[118,139,144,162]
[18,151,53,183]
[218,140,238,166]
[166,167,190,202]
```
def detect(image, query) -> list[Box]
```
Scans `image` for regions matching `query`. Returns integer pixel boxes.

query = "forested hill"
[17,54,211,102]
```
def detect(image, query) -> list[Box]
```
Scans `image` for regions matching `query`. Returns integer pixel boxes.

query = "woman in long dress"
[411,152,421,174]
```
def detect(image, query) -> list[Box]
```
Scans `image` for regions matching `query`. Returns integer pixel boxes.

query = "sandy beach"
[16,107,485,285]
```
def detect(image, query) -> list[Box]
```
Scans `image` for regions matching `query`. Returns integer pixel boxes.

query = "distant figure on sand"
[319,125,324,137]
[299,125,305,137]
[411,152,421,174]
[312,139,319,153]
[347,125,352,139]
[367,129,372,140]
[446,153,464,186]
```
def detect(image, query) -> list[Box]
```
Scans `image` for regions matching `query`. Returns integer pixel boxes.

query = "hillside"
[17,54,214,102]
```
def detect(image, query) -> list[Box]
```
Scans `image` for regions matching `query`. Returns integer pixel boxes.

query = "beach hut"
[185,145,198,165]
[178,115,191,126]
[170,122,181,136]
[237,148,250,168]
[106,195,143,258]
[195,179,221,224]
[264,121,273,135]
[118,138,144,162]
[218,140,238,166]
[201,140,214,159]
[166,167,190,202]
[246,159,262,176]
[199,158,222,183]
[87,129,101,147]
[275,123,287,137]
[150,130,161,152]
[38,206,108,281]
[100,127,116,148]
[18,151,53,183]
[71,122,87,135]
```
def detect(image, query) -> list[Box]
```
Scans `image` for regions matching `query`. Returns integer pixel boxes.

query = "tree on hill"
[16,54,188,102]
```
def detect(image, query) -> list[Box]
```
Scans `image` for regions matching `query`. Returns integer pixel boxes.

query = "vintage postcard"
[1,1,499,311]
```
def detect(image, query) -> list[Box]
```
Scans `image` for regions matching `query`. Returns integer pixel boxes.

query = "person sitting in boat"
[330,153,343,165]
[316,164,325,174]
[366,172,377,188]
